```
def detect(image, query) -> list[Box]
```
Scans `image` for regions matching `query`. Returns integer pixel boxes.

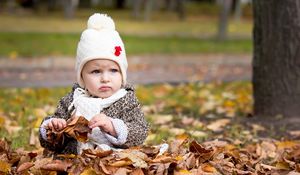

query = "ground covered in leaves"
[0,82,299,174]
[1,135,300,174]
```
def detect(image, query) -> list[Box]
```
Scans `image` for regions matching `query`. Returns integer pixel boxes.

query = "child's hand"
[89,113,116,136]
[48,118,67,132]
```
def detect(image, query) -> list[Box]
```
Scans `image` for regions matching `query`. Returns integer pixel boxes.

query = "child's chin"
[98,92,112,98]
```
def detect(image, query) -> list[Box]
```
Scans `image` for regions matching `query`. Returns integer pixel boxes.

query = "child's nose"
[100,72,110,82]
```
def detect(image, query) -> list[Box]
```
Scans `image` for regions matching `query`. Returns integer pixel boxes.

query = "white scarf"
[68,87,127,152]
[69,87,127,119]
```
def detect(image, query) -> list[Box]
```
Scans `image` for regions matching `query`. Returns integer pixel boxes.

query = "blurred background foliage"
[0,0,253,58]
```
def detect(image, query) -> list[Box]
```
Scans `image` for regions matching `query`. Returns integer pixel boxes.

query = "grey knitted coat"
[39,83,149,155]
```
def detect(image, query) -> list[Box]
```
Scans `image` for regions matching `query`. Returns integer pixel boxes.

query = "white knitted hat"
[76,13,128,87]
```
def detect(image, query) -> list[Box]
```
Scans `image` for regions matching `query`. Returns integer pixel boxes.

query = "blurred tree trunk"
[132,0,155,21]
[233,0,242,22]
[217,0,232,40]
[63,0,79,19]
[91,0,101,7]
[116,0,125,9]
[165,0,185,20]
[253,0,300,117]
[144,0,154,21]
[175,0,186,20]
[47,0,56,11]
[132,0,143,19]
[7,0,17,13]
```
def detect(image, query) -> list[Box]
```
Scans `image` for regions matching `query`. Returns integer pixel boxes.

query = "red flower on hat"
[114,46,122,56]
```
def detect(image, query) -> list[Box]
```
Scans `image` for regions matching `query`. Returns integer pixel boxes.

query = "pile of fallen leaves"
[1,135,299,174]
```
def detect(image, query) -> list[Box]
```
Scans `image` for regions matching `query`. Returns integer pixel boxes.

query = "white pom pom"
[87,13,115,31]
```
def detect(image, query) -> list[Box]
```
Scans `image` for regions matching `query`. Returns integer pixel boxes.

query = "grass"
[0,32,252,58]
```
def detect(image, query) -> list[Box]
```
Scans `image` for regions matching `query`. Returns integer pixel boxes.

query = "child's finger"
[57,122,64,131]
[89,121,96,128]
[89,120,101,129]
[51,120,58,129]
[89,117,98,125]
[48,122,54,130]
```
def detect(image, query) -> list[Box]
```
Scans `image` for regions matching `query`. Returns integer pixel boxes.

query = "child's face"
[81,59,122,98]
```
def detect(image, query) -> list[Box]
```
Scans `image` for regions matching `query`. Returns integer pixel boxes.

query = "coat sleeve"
[38,92,77,153]
[121,94,149,148]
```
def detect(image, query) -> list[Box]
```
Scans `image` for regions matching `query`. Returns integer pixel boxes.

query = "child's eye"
[91,70,100,74]
[110,69,119,73]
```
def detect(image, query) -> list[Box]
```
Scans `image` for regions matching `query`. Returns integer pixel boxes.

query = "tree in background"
[132,0,186,21]
[62,0,79,19]
[253,0,300,118]
[116,0,125,9]
[217,0,232,40]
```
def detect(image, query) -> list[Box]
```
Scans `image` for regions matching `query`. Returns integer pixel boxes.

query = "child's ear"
[81,74,85,88]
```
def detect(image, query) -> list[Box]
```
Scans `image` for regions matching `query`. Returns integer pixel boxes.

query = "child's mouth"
[99,86,111,91]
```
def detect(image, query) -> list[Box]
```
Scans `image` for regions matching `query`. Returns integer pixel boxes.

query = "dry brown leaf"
[152,155,174,163]
[276,141,299,149]
[290,147,300,161]
[1,115,22,135]
[40,160,72,171]
[110,160,133,167]
[181,116,195,126]
[46,129,65,146]
[185,153,196,170]
[203,140,228,148]
[153,115,173,125]
[0,139,10,154]
[207,119,230,132]
[30,157,52,171]
[140,145,159,156]
[251,124,266,132]
[82,149,113,158]
[148,163,166,175]
[56,154,76,159]
[260,163,277,170]
[189,140,213,154]
[80,167,98,175]
[61,116,91,142]
[0,160,11,173]
[16,162,34,173]
[131,168,145,175]
[201,163,217,173]
[4,124,22,135]
[258,141,276,160]
[169,134,189,154]
[114,167,132,175]
[68,163,86,175]
[275,161,290,170]
[45,116,91,145]
[174,169,193,175]
[98,160,112,175]
[117,150,148,168]
[29,129,37,146]
[233,168,254,175]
